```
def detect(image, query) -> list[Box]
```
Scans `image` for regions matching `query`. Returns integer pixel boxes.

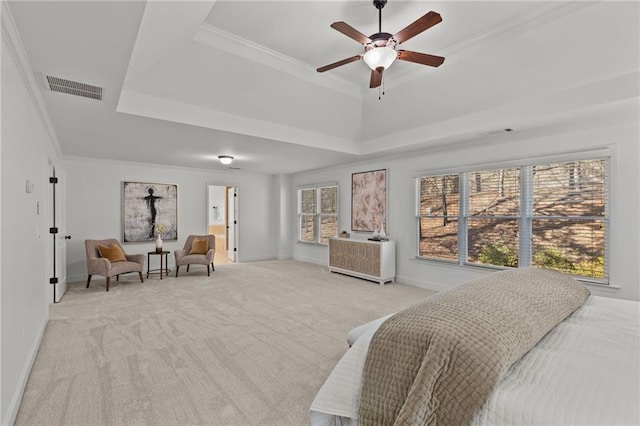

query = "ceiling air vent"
[45,75,103,100]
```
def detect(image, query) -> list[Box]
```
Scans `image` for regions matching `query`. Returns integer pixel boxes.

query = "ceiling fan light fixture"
[363,46,397,71]
[218,155,234,165]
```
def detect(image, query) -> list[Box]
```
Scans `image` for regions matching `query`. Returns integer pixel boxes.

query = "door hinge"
[49,227,58,234]
[234,248,237,252]
[49,177,58,184]
[49,277,58,284]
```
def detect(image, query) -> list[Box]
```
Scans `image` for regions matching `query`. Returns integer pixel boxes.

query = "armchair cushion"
[99,244,126,263]
[189,238,209,255]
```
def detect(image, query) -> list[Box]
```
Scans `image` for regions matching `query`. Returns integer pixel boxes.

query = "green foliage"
[533,247,574,273]
[534,248,605,278]
[477,244,604,278]
[574,256,605,278]
[477,243,518,267]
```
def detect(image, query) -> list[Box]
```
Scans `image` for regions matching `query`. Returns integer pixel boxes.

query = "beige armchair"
[175,235,215,277]
[85,239,144,291]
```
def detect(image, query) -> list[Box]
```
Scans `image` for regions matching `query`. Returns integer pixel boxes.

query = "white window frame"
[415,151,609,284]
[297,183,338,245]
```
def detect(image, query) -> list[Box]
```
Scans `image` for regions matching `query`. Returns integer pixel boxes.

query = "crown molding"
[195,23,362,99]
[1,2,62,159]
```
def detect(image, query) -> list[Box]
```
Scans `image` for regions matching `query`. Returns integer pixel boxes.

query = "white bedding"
[310,295,640,426]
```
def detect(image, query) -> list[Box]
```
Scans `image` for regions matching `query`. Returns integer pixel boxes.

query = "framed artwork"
[122,182,177,242]
[351,169,387,232]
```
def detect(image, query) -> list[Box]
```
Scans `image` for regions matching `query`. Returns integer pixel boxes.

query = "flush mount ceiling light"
[317,0,445,90]
[218,155,234,165]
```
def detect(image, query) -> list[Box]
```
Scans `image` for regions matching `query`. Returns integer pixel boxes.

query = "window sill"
[296,241,328,247]
[412,257,612,287]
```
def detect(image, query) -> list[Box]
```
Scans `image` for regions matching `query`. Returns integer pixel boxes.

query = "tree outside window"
[416,158,607,281]
[298,185,338,245]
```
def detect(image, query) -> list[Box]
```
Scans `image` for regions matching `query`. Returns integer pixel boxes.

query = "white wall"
[276,174,293,259]
[208,185,225,225]
[1,10,61,423]
[291,122,640,301]
[64,159,279,282]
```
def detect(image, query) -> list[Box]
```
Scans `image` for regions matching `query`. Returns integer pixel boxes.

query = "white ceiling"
[7,1,639,174]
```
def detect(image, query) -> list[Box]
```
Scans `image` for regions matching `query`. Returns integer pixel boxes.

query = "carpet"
[15,260,434,426]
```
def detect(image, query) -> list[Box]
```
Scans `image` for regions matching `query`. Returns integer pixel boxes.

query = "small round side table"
[147,250,171,279]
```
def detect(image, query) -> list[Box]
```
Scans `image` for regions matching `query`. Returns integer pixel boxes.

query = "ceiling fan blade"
[369,67,383,88]
[392,11,442,44]
[330,21,372,45]
[397,50,445,67]
[316,55,362,73]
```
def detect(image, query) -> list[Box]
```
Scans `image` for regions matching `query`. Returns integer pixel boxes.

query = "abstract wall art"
[122,182,177,242]
[351,169,387,232]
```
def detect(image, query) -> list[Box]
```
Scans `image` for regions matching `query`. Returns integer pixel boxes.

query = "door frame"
[48,162,67,303]
[206,183,238,263]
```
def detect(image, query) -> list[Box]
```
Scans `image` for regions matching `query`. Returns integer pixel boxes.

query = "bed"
[310,269,639,426]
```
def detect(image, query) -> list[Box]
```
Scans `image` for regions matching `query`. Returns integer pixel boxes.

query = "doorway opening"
[207,185,238,264]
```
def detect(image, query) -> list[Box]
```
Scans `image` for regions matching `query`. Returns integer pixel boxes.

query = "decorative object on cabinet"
[351,169,387,232]
[328,237,395,285]
[339,231,351,238]
[122,181,177,242]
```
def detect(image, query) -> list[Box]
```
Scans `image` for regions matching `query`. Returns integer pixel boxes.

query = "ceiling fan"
[317,0,445,89]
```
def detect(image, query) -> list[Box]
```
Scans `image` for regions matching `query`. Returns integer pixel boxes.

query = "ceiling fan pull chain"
[378,77,385,100]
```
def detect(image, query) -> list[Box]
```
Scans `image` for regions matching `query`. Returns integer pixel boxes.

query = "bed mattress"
[309,295,640,425]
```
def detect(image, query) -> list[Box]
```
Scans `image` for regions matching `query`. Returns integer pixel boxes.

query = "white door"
[227,187,237,262]
[49,166,67,303]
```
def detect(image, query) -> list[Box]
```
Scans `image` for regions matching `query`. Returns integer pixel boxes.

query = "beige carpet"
[15,260,434,426]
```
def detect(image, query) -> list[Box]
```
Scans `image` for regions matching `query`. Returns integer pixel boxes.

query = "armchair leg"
[207,265,210,276]
[106,277,110,292]
[187,265,190,272]
[86,275,92,288]
[138,272,144,283]
[211,263,215,271]
[175,265,180,277]
[116,275,119,282]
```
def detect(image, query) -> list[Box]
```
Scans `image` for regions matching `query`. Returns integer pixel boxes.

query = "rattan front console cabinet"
[328,238,395,285]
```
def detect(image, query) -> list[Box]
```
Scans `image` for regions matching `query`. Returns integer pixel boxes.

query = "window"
[530,160,607,278]
[467,167,520,267]
[417,174,459,261]
[416,157,608,282]
[298,184,338,244]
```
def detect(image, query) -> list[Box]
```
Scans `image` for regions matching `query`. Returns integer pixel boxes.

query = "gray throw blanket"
[358,268,590,426]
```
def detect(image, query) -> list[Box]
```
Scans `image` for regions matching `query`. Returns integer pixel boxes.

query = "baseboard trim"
[292,255,325,266]
[394,274,450,293]
[239,255,278,263]
[2,313,49,426]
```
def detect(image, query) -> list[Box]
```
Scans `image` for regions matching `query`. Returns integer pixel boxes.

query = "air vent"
[45,75,103,100]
